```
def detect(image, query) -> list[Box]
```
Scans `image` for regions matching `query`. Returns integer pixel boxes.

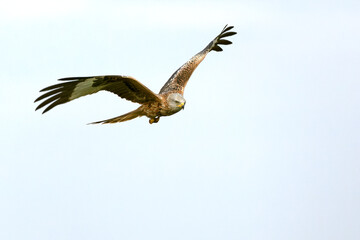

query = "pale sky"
[1,0,359,239]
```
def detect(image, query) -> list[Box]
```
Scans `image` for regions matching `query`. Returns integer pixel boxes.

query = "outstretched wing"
[159,25,236,94]
[35,75,161,113]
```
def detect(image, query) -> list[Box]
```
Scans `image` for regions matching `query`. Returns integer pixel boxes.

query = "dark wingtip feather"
[35,88,63,102]
[58,76,89,81]
[58,77,78,81]
[209,25,236,52]
[35,104,43,111]
[223,25,234,32]
[34,94,50,103]
[42,99,65,113]
[220,31,237,38]
[35,92,62,111]
[212,45,223,52]
[40,83,64,92]
[218,39,233,45]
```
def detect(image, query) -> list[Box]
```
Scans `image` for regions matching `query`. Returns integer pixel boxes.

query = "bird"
[35,25,236,124]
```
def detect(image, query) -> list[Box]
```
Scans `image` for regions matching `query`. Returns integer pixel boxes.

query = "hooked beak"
[178,102,185,110]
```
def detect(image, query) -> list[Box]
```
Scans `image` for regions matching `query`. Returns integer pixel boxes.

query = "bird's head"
[167,93,186,112]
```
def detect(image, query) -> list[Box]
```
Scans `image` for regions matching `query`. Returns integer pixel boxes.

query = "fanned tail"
[89,108,144,124]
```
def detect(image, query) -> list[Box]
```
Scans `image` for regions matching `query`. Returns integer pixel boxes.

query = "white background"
[1,0,359,239]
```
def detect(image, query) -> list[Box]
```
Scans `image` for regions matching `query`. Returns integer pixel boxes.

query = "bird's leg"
[149,116,160,124]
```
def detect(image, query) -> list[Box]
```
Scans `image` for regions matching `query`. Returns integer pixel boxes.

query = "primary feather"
[159,24,236,94]
[35,75,160,113]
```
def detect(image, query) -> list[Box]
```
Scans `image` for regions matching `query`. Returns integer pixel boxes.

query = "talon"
[149,116,160,124]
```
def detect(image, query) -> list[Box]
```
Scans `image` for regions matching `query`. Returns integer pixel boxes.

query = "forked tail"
[89,108,144,124]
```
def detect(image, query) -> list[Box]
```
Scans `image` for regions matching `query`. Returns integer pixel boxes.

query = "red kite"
[35,25,236,124]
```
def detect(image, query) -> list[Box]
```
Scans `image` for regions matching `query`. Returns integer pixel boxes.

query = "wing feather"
[159,25,236,94]
[35,75,160,113]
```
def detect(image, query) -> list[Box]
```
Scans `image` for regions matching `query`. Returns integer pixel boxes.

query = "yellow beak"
[178,102,185,109]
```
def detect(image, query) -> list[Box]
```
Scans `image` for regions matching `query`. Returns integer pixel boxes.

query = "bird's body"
[35,25,236,124]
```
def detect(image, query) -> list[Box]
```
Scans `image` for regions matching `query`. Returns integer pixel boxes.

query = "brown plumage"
[35,25,237,124]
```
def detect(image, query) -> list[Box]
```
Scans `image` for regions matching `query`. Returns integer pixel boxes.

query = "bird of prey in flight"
[35,25,236,124]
